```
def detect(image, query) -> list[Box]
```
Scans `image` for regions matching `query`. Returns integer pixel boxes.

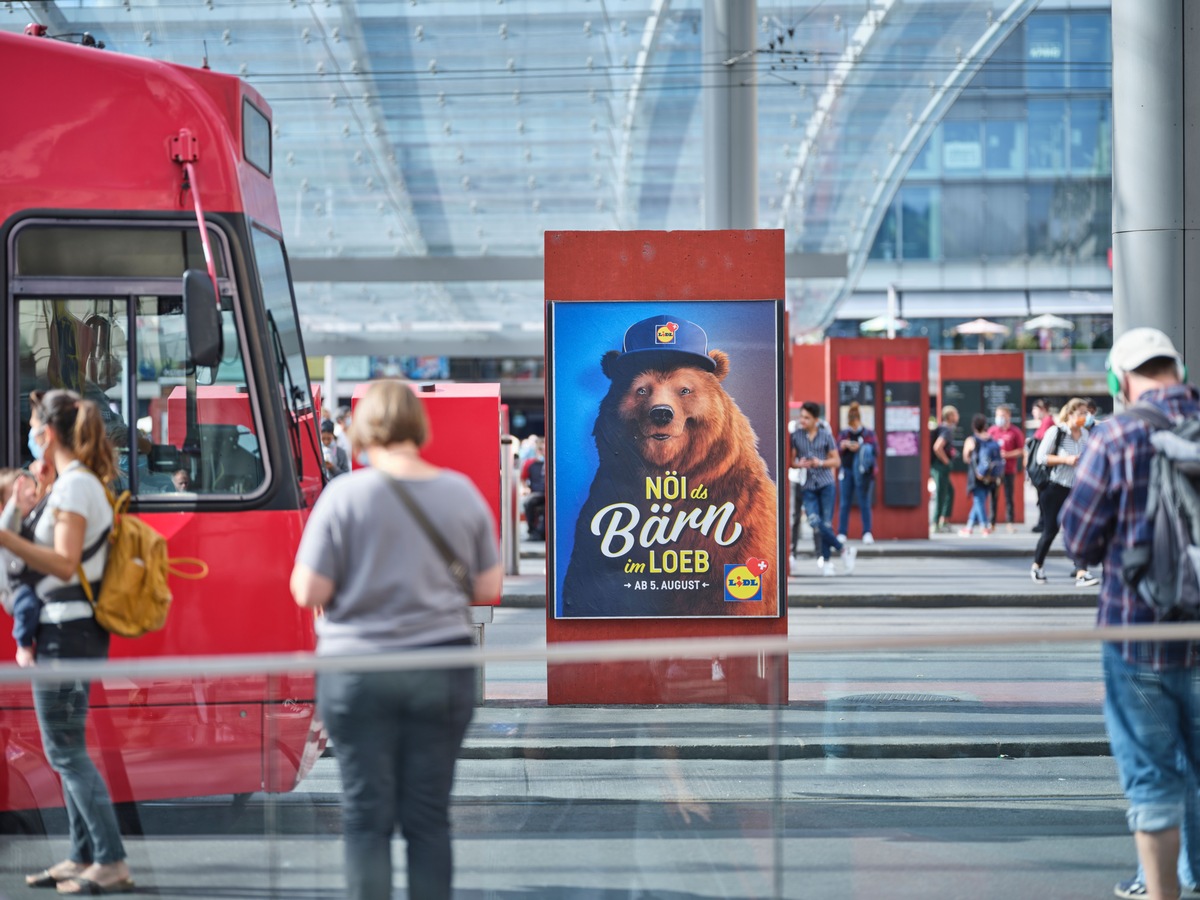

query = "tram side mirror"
[182,269,224,369]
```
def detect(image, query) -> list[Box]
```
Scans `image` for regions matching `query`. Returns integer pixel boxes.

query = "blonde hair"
[0,468,21,505]
[350,381,429,453]
[846,401,861,427]
[941,405,958,422]
[1055,397,1089,424]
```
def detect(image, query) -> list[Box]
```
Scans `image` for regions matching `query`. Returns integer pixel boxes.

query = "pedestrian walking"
[291,380,503,900]
[1029,398,1053,532]
[789,401,856,576]
[987,404,1025,532]
[1029,397,1098,587]
[1060,327,1198,900]
[931,405,958,533]
[836,402,876,544]
[2,390,134,895]
[960,414,998,536]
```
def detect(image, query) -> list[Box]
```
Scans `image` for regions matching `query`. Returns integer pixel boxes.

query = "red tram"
[0,29,326,814]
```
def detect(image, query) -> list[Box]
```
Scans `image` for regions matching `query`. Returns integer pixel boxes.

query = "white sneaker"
[862,532,874,545]
[837,534,848,545]
[822,564,836,577]
[842,545,858,575]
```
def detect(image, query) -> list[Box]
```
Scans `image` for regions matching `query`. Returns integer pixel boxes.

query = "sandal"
[26,862,86,888]
[56,876,136,895]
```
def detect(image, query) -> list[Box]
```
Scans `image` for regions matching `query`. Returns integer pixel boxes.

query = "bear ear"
[709,349,730,381]
[600,350,623,380]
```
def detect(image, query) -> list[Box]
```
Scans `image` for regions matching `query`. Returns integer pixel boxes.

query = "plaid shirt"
[1060,384,1200,669]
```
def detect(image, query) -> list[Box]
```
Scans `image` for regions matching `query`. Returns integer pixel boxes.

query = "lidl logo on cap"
[655,321,679,345]
[724,558,767,602]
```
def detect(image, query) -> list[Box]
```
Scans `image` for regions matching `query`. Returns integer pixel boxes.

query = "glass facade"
[868,11,1113,266]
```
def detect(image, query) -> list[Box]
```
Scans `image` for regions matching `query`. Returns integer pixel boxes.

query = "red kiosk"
[937,352,1026,525]
[789,337,931,541]
[544,230,788,706]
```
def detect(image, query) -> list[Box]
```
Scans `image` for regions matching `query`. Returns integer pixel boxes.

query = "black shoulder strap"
[382,474,474,601]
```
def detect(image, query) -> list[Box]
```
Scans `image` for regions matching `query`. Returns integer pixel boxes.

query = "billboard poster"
[549,300,784,619]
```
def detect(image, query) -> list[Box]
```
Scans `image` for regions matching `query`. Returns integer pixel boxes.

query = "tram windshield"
[12,223,269,499]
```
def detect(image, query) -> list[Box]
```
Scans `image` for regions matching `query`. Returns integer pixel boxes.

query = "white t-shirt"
[35,461,112,623]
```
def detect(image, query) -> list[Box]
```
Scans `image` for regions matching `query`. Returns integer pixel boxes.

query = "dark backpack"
[1025,427,1064,490]
[1120,405,1200,621]
[855,438,876,479]
[974,437,1004,483]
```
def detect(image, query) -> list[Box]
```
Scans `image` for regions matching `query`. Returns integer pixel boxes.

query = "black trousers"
[1034,482,1086,571]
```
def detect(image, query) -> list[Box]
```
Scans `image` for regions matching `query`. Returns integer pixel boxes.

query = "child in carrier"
[0,468,45,667]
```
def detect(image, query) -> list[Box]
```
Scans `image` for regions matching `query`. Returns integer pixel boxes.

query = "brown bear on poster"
[561,341,778,618]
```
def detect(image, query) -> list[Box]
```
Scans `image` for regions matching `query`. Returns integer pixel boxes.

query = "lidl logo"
[724,562,764,602]
[655,321,679,345]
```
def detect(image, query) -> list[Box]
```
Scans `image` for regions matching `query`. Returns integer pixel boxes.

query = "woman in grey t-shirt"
[291,380,501,900]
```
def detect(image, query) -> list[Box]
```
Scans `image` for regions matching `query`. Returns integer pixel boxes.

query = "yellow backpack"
[79,490,206,638]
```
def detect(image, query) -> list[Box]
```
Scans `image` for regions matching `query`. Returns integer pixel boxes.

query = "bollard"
[499,434,520,575]
[469,605,494,704]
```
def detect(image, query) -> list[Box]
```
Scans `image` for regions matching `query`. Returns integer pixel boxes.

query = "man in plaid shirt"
[1061,328,1200,900]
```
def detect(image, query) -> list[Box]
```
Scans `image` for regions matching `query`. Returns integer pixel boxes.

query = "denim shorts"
[1103,643,1200,833]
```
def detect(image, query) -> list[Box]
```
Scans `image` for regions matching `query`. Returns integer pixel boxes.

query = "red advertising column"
[545,230,788,705]
[936,353,1026,525]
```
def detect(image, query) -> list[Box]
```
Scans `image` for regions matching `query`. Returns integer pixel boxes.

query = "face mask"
[27,428,44,462]
[1085,414,1095,429]
[995,414,1008,427]
[356,451,370,467]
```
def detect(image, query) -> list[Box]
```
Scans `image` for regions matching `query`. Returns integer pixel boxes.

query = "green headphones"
[1105,355,1188,398]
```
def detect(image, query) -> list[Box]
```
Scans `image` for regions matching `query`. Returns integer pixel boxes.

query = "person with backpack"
[1060,328,1200,900]
[0,390,135,895]
[836,402,877,544]
[1029,397,1098,587]
[960,414,1002,536]
[987,404,1025,533]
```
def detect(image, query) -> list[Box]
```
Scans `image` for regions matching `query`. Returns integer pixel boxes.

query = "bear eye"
[636,386,649,395]
[679,387,692,395]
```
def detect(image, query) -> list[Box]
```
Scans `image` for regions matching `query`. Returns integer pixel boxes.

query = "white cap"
[1109,327,1183,374]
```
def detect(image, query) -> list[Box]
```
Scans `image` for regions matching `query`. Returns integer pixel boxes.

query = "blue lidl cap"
[609,315,715,376]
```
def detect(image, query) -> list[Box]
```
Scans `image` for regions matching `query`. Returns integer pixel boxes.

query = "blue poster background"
[549,300,781,616]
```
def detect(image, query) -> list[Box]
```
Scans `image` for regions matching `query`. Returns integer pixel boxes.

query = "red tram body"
[0,31,325,813]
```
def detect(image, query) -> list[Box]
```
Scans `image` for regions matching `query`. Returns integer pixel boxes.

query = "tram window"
[251,228,312,412]
[16,226,226,279]
[132,296,265,497]
[16,298,132,483]
[14,295,265,498]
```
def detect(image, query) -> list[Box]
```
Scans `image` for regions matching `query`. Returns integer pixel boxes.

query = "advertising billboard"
[549,300,784,619]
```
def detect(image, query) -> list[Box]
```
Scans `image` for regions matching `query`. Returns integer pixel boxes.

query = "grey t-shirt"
[296,468,498,656]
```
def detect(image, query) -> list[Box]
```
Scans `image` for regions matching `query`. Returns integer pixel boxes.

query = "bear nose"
[649,405,674,426]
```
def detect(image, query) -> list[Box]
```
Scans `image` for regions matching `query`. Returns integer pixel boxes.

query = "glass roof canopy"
[5,0,1037,358]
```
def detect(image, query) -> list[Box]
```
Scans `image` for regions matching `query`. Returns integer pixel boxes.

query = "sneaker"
[1005,523,1016,534]
[1031,523,1044,533]
[958,528,973,536]
[1113,879,1147,899]
[822,564,836,578]
[842,545,858,575]
[837,534,847,545]
[981,527,993,536]
[862,532,874,545]
[1030,564,1047,584]
[1076,571,1100,588]
[816,557,825,570]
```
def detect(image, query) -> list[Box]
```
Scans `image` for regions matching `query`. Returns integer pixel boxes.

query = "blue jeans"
[966,485,990,530]
[802,484,843,561]
[1103,643,1200,834]
[318,651,475,900]
[837,469,873,537]
[33,618,125,865]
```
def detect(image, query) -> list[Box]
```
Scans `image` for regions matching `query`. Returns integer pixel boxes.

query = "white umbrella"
[1023,313,1075,331]
[953,318,1010,353]
[953,317,1011,336]
[859,315,909,334]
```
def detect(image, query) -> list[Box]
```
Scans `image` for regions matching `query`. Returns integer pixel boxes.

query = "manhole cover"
[829,692,960,706]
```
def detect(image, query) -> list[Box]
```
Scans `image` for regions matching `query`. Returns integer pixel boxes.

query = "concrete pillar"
[1111,0,1199,369]
[702,0,757,229]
